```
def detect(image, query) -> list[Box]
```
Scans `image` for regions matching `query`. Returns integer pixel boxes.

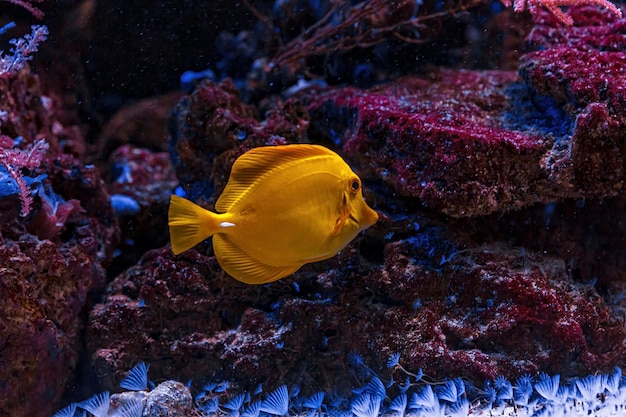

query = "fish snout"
[365,205,379,227]
[354,202,378,229]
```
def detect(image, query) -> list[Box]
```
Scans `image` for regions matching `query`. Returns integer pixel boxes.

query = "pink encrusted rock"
[95,92,185,159]
[301,44,626,216]
[518,5,626,191]
[0,204,117,416]
[87,246,296,392]
[86,234,626,394]
[106,144,178,273]
[168,79,310,204]
[524,5,626,51]
[286,7,626,217]
[365,240,625,379]
[0,60,119,417]
[91,92,185,274]
[108,145,177,193]
[302,71,556,217]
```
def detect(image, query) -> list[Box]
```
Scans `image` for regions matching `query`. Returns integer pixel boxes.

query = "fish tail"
[168,195,226,255]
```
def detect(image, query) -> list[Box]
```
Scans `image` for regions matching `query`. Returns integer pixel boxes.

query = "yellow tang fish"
[168,144,378,284]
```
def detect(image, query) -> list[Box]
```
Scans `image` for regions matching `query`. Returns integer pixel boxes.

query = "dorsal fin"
[215,144,337,213]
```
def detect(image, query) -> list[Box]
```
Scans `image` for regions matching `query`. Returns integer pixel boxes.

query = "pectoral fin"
[332,204,352,235]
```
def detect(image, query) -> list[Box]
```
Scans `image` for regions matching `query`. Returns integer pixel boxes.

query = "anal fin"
[213,235,302,284]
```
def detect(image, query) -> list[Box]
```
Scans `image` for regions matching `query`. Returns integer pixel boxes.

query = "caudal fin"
[168,195,223,255]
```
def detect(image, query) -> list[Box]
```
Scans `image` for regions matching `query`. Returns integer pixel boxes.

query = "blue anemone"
[575,374,604,402]
[241,400,261,417]
[363,376,386,400]
[409,385,437,410]
[223,393,245,411]
[436,380,458,402]
[388,393,407,415]
[303,392,324,410]
[386,352,401,368]
[535,373,560,402]
[260,385,289,416]
[351,394,381,417]
[77,392,110,417]
[52,402,76,417]
[119,362,150,391]
[118,397,143,417]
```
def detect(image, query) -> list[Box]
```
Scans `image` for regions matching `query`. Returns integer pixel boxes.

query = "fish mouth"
[348,208,378,228]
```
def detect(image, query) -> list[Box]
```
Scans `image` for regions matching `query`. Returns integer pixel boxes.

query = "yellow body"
[168,144,378,284]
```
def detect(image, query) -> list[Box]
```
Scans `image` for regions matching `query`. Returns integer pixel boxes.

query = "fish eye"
[350,179,360,192]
